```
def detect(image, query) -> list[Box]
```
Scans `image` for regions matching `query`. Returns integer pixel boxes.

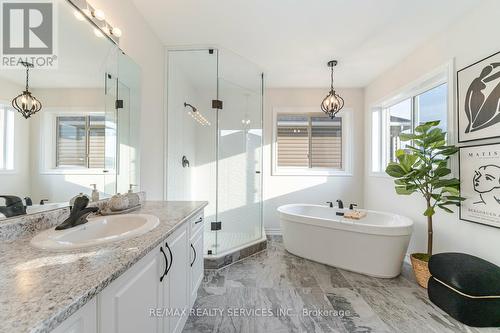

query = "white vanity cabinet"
[189,214,204,305]
[56,211,205,333]
[52,298,97,333]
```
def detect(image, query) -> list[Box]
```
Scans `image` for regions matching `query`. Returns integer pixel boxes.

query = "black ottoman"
[428,253,500,327]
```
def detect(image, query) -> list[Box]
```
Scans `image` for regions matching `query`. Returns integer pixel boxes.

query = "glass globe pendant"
[12,61,42,119]
[321,60,344,119]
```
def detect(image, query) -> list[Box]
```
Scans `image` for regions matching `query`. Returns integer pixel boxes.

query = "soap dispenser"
[90,184,99,202]
[128,184,138,193]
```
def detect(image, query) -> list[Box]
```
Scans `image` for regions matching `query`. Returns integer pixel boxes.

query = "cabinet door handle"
[165,242,173,275]
[194,217,203,224]
[190,243,197,267]
[159,246,168,282]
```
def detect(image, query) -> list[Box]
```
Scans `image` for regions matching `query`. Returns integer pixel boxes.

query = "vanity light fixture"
[111,27,122,38]
[321,60,344,119]
[92,9,105,21]
[68,0,121,43]
[12,61,42,119]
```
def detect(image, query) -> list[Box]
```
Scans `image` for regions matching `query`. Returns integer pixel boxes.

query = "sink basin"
[31,214,160,250]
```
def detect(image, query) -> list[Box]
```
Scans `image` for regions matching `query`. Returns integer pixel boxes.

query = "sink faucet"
[336,199,344,209]
[0,196,27,217]
[55,196,98,230]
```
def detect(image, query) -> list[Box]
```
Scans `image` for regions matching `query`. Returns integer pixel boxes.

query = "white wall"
[364,0,500,265]
[264,88,365,233]
[90,0,165,199]
[0,79,30,197]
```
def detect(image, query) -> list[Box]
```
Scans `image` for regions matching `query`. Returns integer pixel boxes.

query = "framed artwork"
[459,143,500,228]
[457,51,500,143]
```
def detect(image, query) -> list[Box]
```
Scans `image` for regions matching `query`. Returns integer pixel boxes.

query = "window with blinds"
[56,115,105,168]
[276,114,342,169]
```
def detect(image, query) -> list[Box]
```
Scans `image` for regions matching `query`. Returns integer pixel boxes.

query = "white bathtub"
[277,204,413,278]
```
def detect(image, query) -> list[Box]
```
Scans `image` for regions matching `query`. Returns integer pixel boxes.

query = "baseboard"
[265,227,281,235]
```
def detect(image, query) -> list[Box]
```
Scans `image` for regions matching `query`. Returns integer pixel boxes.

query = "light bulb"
[93,9,105,21]
[94,28,104,38]
[74,11,85,21]
[111,27,122,37]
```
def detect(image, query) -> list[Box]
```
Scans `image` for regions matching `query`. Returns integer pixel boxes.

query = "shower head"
[184,102,197,112]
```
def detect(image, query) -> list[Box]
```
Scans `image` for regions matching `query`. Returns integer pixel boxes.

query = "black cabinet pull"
[166,242,173,275]
[194,217,203,225]
[159,246,168,282]
[190,243,197,267]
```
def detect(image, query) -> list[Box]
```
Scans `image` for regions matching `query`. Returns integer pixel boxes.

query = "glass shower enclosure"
[166,49,263,257]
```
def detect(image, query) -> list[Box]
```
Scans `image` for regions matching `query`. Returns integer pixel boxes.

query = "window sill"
[0,170,17,175]
[273,168,352,177]
[40,168,114,176]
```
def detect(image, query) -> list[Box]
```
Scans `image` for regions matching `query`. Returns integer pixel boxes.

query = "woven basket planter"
[411,253,431,288]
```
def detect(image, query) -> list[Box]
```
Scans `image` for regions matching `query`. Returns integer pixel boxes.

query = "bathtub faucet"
[336,200,344,209]
[326,201,334,208]
[349,203,358,210]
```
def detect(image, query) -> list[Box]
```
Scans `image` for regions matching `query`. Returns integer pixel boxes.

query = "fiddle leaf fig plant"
[385,120,464,259]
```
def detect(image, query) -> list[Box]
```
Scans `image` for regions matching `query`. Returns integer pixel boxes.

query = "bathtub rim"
[278,204,413,236]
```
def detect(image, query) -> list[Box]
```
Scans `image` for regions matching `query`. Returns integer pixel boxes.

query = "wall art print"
[459,143,500,228]
[457,51,500,142]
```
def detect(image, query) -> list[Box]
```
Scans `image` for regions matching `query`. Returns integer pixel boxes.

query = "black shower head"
[184,102,197,112]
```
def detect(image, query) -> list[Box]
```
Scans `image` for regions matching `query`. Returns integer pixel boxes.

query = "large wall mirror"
[0,0,141,219]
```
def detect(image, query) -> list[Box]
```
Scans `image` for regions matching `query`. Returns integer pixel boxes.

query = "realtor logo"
[1,0,57,68]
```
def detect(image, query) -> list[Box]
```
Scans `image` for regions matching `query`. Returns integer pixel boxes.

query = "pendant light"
[12,61,42,119]
[321,60,344,119]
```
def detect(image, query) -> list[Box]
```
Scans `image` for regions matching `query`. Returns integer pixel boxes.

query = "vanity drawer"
[189,212,204,236]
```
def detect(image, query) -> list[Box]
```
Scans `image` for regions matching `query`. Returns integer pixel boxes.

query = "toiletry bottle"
[128,184,138,193]
[90,184,99,202]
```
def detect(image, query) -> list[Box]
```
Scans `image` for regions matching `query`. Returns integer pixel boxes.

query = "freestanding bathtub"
[277,204,413,278]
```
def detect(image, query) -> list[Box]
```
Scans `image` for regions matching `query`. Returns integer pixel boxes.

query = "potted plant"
[385,120,464,288]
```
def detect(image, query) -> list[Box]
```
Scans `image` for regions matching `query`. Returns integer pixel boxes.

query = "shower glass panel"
[216,50,263,254]
[166,48,263,257]
[167,50,218,253]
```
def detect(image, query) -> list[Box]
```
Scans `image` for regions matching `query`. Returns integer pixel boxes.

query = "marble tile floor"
[183,236,500,333]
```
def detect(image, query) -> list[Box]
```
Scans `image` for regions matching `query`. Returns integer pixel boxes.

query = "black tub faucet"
[0,196,27,217]
[326,201,334,208]
[55,196,98,230]
[336,200,344,209]
[25,197,33,206]
[349,203,358,210]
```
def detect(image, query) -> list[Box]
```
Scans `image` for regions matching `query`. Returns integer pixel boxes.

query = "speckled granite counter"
[0,201,207,333]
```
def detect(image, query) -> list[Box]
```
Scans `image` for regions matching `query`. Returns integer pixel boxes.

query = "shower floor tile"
[183,237,500,333]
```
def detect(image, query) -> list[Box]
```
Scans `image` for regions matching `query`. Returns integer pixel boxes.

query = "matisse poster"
[457,51,500,142]
[459,143,500,228]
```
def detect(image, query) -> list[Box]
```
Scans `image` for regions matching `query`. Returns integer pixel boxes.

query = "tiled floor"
[183,236,500,333]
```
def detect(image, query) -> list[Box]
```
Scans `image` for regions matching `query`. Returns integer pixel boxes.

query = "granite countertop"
[0,201,208,333]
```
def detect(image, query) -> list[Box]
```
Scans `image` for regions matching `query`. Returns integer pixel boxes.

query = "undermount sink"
[31,214,160,250]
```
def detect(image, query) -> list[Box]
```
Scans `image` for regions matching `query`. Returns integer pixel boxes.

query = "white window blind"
[276,114,342,169]
[56,115,105,168]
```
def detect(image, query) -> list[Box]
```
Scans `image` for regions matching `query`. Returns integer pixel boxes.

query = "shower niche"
[166,49,264,262]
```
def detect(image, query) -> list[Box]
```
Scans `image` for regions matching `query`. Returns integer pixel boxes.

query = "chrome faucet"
[0,196,26,217]
[55,196,98,230]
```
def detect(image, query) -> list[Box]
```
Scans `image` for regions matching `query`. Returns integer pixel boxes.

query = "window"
[56,115,105,168]
[0,106,14,171]
[371,83,448,173]
[274,110,348,175]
